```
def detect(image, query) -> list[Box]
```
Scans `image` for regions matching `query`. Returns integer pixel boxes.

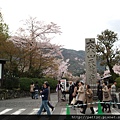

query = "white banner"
[60,79,66,91]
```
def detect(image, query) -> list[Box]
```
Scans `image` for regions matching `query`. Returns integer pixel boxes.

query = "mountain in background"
[61,48,105,76]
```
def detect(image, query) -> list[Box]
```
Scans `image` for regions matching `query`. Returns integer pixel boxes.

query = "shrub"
[3,77,19,89]
[19,77,58,91]
[115,77,120,91]
[19,78,33,91]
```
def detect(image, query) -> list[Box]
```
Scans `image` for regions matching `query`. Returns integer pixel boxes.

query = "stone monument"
[85,38,97,99]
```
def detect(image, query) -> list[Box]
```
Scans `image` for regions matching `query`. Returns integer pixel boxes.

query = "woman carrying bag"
[80,84,95,114]
[102,81,111,113]
[71,81,79,108]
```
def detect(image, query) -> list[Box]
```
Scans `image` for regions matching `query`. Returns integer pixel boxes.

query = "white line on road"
[111,108,120,115]
[11,109,26,115]
[0,109,13,115]
[29,108,39,115]
[60,108,66,115]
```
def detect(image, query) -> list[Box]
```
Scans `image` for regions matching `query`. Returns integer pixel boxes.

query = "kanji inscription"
[85,38,97,84]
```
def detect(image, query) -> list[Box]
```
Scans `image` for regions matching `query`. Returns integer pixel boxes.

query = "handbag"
[72,92,76,97]
[88,94,93,98]
[71,98,76,105]
[104,91,109,98]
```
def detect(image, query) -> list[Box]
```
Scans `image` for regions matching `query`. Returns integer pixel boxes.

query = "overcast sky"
[1,0,120,51]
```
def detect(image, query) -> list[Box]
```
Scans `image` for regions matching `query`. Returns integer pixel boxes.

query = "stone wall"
[0,89,30,100]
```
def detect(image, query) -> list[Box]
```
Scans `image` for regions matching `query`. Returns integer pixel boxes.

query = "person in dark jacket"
[37,82,51,115]
[42,81,55,112]
[97,80,103,102]
[34,81,39,99]
[68,81,74,105]
[96,80,103,112]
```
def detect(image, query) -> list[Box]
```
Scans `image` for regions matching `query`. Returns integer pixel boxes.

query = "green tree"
[96,29,120,81]
[0,12,9,41]
[0,11,20,78]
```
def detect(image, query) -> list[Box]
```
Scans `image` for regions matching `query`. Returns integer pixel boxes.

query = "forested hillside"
[61,48,105,76]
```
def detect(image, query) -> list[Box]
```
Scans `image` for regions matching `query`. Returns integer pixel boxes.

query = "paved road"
[0,92,120,116]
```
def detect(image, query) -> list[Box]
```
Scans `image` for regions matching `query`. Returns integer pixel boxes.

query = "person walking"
[74,81,85,111]
[42,81,55,112]
[68,81,74,105]
[102,81,111,113]
[37,82,51,115]
[106,84,112,112]
[34,81,39,99]
[56,80,63,102]
[97,80,103,102]
[80,84,95,114]
[111,81,118,108]
[30,82,35,99]
[71,81,79,109]
[96,80,103,112]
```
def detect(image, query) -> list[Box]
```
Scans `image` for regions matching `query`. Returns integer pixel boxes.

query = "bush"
[19,77,33,91]
[41,77,58,90]
[115,77,120,90]
[19,77,58,91]
[3,77,20,89]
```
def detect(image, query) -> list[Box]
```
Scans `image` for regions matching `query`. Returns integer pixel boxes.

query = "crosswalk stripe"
[60,108,66,115]
[42,108,53,115]
[0,106,119,115]
[0,109,13,115]
[76,106,120,115]
[11,109,26,115]
[29,108,39,115]
[29,108,54,115]
[111,108,120,115]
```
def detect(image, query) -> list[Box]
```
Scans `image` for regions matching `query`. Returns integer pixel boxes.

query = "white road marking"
[11,109,26,115]
[0,109,13,115]
[60,108,66,115]
[29,108,39,115]
[111,108,120,115]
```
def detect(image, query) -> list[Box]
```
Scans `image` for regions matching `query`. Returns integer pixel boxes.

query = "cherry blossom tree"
[8,17,63,78]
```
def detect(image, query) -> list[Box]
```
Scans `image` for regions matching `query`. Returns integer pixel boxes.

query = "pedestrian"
[102,81,111,113]
[56,80,63,102]
[37,82,51,115]
[111,81,118,108]
[97,80,103,102]
[42,81,55,112]
[34,81,39,99]
[96,80,103,112]
[71,81,79,108]
[80,84,95,114]
[68,81,74,105]
[30,82,35,99]
[74,81,85,111]
[106,84,112,112]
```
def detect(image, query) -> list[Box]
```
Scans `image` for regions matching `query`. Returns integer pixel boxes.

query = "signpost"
[60,79,66,91]
[0,59,7,87]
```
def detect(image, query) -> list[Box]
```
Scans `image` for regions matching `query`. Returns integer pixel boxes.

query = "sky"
[1,0,120,51]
